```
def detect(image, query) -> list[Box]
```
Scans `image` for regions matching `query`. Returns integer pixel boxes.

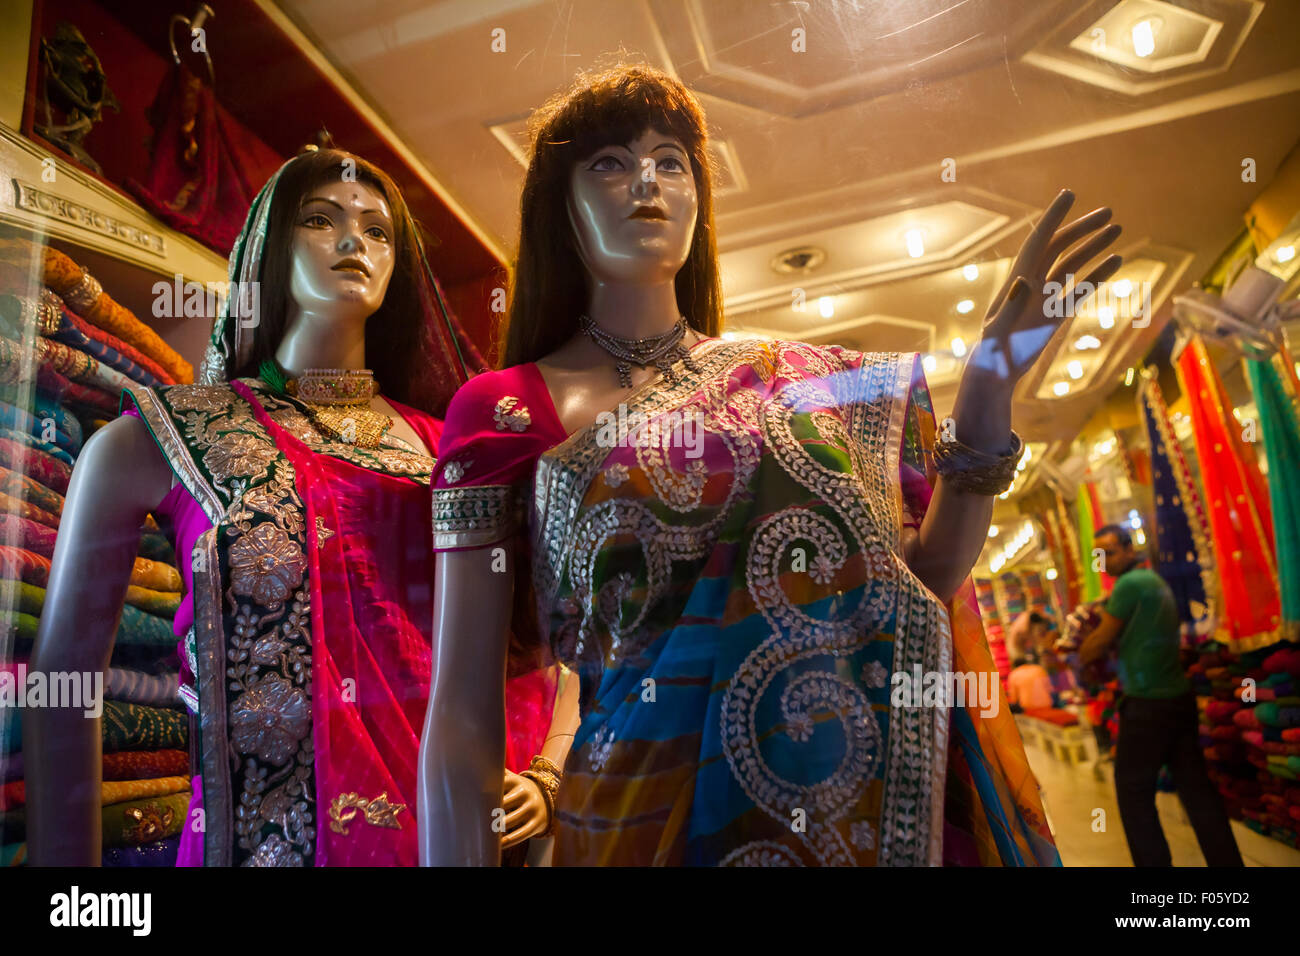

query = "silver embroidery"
[494,396,531,432]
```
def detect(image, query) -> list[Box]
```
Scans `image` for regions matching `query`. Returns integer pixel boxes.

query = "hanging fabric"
[1076,486,1102,602]
[1138,372,1219,641]
[1243,348,1300,641]
[1176,335,1282,652]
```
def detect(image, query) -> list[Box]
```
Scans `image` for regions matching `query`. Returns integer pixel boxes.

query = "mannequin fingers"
[1043,207,1112,266]
[1069,255,1125,308]
[501,802,543,835]
[1046,224,1122,288]
[989,191,1074,315]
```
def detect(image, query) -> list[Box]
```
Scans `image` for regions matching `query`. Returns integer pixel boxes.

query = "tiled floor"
[1023,738,1300,867]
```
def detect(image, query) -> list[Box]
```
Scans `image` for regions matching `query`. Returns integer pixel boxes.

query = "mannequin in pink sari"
[26,149,568,865]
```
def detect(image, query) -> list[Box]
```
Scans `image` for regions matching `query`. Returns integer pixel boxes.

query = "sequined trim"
[432,484,523,550]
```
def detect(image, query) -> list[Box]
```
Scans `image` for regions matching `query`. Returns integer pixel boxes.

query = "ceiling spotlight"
[818,296,834,318]
[988,525,999,538]
[904,229,925,259]
[956,299,975,314]
[963,264,979,281]
[1045,568,1058,581]
[1067,360,1083,379]
[1277,245,1296,263]
[951,336,967,358]
[1075,334,1101,350]
[1131,18,1157,58]
[1125,366,1135,386]
[1053,381,1070,396]
[1098,306,1115,329]
[922,354,937,373]
[1112,278,1134,298]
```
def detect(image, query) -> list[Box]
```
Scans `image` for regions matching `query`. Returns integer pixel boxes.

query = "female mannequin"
[419,65,1123,866]
[25,148,566,866]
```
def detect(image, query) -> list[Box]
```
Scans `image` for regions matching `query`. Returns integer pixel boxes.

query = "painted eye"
[590,155,624,172]
[657,156,687,173]
[301,213,331,228]
[366,225,390,242]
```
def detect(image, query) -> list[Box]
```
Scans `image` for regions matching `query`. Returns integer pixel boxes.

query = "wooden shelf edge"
[0,121,228,284]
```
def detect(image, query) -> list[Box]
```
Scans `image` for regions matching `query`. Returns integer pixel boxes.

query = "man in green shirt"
[1080,524,1241,867]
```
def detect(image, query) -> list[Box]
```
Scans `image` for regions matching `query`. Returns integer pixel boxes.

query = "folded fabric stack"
[1195,641,1300,849]
[0,235,192,867]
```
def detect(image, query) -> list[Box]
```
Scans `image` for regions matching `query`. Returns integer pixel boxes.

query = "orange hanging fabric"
[1175,336,1282,652]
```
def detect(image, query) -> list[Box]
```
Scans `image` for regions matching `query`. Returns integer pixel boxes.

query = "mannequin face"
[567,127,698,285]
[288,179,395,320]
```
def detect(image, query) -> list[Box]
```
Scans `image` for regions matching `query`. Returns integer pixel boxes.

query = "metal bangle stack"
[932,428,1025,496]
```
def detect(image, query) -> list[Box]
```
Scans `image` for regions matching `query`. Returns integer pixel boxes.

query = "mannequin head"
[501,65,723,368]
[233,149,431,407]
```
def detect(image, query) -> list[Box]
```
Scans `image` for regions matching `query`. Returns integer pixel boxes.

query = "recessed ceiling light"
[904,229,925,259]
[1277,245,1296,263]
[1112,278,1134,298]
[818,296,834,318]
[1053,381,1070,396]
[1068,360,1083,379]
[1098,306,1116,329]
[922,354,937,373]
[951,336,967,357]
[963,264,979,281]
[1046,568,1058,581]
[956,299,975,314]
[988,525,999,538]
[1132,18,1159,58]
[1125,367,1135,386]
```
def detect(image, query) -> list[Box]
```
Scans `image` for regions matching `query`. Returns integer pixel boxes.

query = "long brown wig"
[231,148,483,416]
[499,64,723,369]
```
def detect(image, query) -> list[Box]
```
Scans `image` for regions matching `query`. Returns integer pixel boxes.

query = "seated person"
[1006,655,1055,712]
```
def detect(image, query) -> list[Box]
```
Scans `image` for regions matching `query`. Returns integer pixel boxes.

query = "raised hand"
[968,188,1124,387]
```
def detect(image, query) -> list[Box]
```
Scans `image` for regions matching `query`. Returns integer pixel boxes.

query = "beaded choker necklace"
[579,314,698,388]
[259,361,393,448]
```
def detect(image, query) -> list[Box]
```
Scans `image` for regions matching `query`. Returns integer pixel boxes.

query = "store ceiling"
[273,0,1300,448]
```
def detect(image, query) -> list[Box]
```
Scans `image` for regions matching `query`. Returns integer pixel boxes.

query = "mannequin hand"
[500,770,550,848]
[965,189,1123,391]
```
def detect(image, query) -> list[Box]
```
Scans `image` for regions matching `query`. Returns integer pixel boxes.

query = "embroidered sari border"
[122,387,225,523]
[432,483,523,550]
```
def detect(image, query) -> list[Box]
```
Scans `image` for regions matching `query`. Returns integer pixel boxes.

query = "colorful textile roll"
[0,579,45,616]
[130,557,182,593]
[0,398,78,456]
[114,605,178,648]
[102,701,187,752]
[123,585,181,617]
[0,428,73,467]
[105,668,180,707]
[50,302,171,387]
[102,749,188,781]
[34,245,192,383]
[1265,648,1300,676]
[0,463,65,517]
[0,436,71,493]
[101,791,190,848]
[137,531,174,563]
[0,515,57,558]
[0,489,59,529]
[1176,336,1281,651]
[102,835,180,867]
[0,547,50,587]
[0,775,189,810]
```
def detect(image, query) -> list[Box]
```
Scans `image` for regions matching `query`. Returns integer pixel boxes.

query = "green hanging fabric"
[1077,489,1102,602]
[1245,355,1300,638]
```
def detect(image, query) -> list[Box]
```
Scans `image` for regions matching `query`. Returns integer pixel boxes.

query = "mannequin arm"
[23,415,175,865]
[418,545,513,865]
[500,663,582,849]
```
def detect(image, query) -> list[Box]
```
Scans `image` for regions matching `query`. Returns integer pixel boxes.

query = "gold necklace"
[286,368,393,448]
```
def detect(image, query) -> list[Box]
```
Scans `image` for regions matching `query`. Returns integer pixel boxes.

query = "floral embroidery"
[329,791,406,835]
[315,516,334,549]
[443,459,468,484]
[603,463,629,488]
[228,523,307,606]
[494,396,531,432]
[244,833,303,867]
[203,432,280,483]
[122,801,176,843]
[230,675,311,765]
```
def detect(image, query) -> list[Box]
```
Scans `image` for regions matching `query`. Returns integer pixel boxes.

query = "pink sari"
[130,381,555,865]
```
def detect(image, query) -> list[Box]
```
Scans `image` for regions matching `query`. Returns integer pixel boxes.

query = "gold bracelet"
[519,755,563,838]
